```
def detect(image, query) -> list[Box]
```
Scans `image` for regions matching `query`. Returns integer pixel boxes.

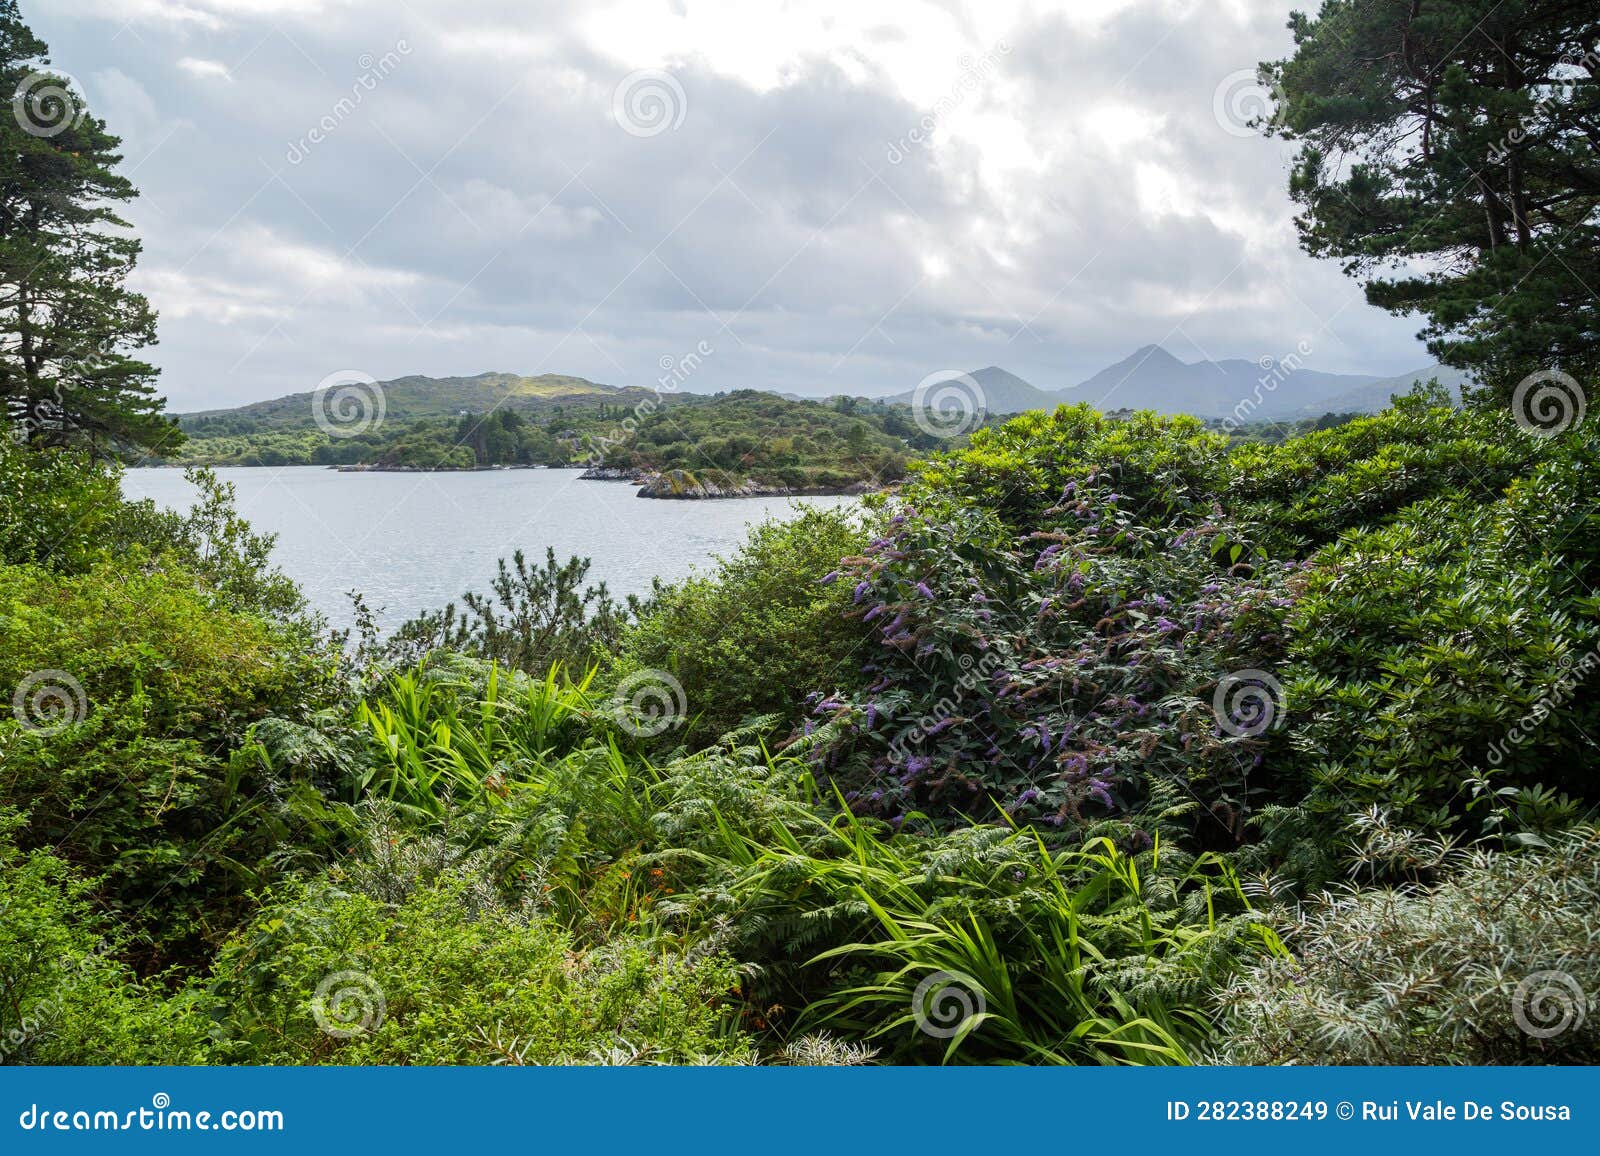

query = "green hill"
[179,371,643,434]
[165,376,921,489]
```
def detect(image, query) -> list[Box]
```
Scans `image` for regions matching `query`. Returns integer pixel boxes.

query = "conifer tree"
[0,0,178,454]
[1266,1,1600,398]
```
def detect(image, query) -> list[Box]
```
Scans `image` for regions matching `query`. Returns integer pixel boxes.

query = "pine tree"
[1266,1,1600,399]
[0,0,178,455]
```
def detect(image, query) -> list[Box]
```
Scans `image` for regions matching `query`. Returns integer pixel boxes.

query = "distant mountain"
[882,366,1060,414]
[1303,363,1473,415]
[886,348,1472,422]
[1063,345,1394,420]
[179,371,647,432]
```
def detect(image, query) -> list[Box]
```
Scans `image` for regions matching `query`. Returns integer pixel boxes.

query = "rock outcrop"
[578,465,646,481]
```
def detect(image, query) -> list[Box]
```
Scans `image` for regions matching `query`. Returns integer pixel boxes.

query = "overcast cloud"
[35,0,1432,412]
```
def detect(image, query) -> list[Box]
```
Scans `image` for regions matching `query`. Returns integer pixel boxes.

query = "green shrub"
[386,548,627,676]
[0,557,337,967]
[912,404,1230,532]
[0,811,208,1065]
[615,505,872,745]
[106,467,309,622]
[0,442,123,572]
[1228,392,1554,553]
[1262,434,1600,879]
[200,830,753,1065]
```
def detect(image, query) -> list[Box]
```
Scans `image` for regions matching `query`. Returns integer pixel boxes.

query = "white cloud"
[177,57,232,81]
[34,0,1432,411]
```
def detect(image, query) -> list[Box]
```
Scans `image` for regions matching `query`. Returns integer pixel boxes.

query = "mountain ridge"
[178,348,1472,432]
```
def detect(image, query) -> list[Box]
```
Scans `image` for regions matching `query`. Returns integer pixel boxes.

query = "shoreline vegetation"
[142,459,883,500]
[10,395,1600,1067]
[159,386,922,495]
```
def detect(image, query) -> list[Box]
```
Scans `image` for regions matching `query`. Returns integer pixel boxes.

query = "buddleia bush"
[1214,824,1600,1065]
[806,413,1299,837]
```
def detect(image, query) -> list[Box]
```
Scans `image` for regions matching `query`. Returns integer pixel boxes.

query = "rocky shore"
[631,468,876,500]
[577,465,647,482]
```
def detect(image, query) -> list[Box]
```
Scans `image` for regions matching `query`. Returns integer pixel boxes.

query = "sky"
[36,0,1436,412]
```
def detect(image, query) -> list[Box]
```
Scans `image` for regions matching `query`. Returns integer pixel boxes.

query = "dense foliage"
[10,374,1598,1067]
[1216,822,1600,1064]
[612,505,872,744]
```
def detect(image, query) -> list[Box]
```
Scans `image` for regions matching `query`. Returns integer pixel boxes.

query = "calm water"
[121,467,854,632]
